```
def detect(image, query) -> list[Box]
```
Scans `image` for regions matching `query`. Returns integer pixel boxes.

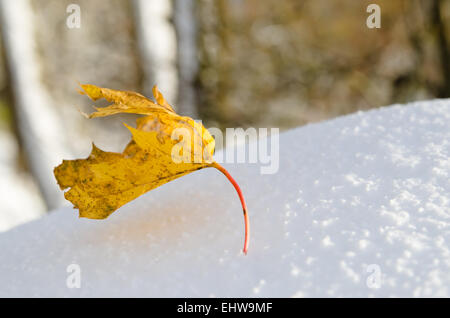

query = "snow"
[1,99,450,297]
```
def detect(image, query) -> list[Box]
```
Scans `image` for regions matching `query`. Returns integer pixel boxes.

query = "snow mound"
[1,99,450,297]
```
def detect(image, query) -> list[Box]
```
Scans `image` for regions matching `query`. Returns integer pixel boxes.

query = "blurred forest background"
[0,0,449,231]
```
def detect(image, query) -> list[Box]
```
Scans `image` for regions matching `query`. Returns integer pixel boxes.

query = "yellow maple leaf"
[54,84,250,254]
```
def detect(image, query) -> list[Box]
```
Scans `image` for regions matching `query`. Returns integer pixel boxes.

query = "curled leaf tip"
[76,107,90,119]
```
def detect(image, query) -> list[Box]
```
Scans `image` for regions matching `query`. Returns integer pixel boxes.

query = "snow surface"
[1,99,450,297]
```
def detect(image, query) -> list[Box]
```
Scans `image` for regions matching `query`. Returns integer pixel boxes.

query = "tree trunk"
[0,0,71,209]
[174,0,199,118]
[133,0,178,107]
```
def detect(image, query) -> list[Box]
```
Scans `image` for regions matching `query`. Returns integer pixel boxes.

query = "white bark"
[0,0,71,209]
[174,0,199,118]
[0,130,45,232]
[133,0,178,107]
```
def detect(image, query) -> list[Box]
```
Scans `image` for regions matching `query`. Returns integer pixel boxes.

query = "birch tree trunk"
[133,0,179,107]
[174,0,199,118]
[0,0,71,209]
